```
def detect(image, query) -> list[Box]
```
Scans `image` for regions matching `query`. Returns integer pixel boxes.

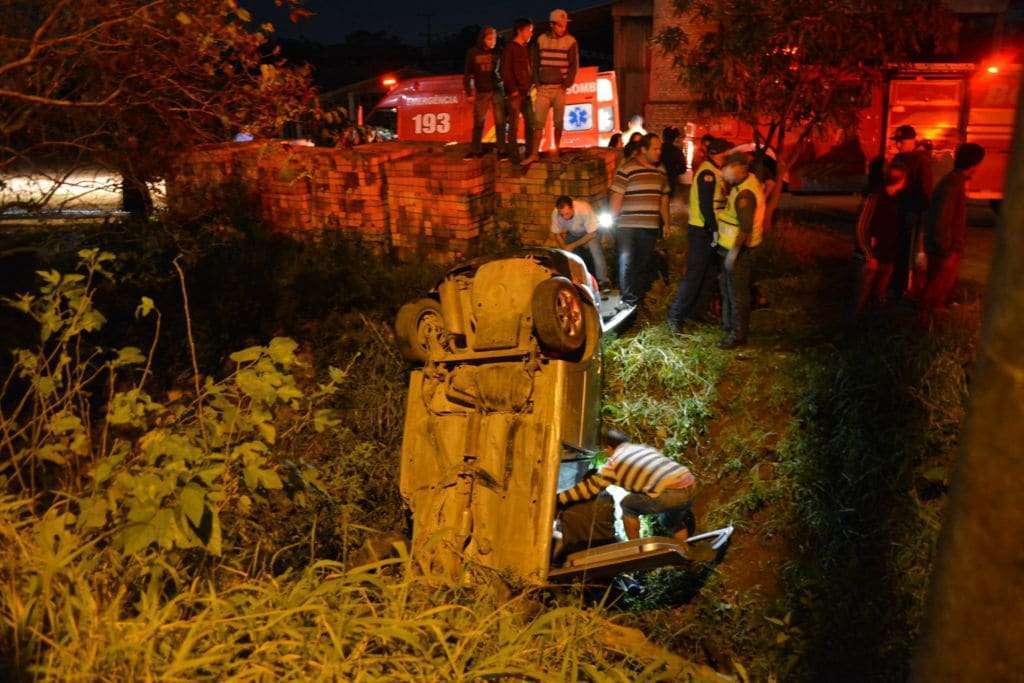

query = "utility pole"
[912,79,1024,681]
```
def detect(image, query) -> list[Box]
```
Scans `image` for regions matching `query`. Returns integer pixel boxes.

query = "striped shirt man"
[610,158,670,230]
[558,442,696,506]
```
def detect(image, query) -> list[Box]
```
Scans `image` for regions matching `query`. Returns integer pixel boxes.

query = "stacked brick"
[385,147,495,262]
[167,141,265,212]
[305,144,425,243]
[256,145,316,233]
[170,142,618,261]
[493,149,616,245]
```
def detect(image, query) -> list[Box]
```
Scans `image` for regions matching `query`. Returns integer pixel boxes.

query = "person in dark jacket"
[501,18,534,161]
[660,126,687,198]
[918,143,985,317]
[668,137,731,331]
[463,27,506,159]
[889,125,934,297]
[522,8,579,164]
[853,161,907,315]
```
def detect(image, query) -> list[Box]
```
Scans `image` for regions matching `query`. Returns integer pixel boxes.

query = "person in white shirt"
[550,196,610,288]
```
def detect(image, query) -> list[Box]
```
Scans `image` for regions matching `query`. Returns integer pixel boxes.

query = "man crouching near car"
[557,429,697,542]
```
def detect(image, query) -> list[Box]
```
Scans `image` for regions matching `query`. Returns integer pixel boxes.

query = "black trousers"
[504,93,534,157]
[719,246,754,342]
[668,225,719,323]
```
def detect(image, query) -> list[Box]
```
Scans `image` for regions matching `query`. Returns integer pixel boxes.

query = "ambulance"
[368,66,621,150]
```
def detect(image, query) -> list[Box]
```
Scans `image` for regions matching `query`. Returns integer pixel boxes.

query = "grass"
[0,205,984,681]
[596,220,982,680]
[0,495,672,681]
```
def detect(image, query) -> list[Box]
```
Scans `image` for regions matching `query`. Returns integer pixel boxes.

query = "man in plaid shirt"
[558,429,697,541]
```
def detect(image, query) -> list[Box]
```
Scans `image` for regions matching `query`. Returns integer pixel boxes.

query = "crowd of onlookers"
[855,125,984,324]
[552,122,986,348]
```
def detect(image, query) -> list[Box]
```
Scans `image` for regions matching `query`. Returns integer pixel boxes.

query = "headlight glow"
[598,212,613,229]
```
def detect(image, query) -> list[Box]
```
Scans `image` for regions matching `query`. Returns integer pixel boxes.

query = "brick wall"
[645,0,715,130]
[170,142,616,263]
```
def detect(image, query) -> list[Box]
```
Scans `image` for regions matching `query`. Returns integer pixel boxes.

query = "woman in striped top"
[558,429,697,541]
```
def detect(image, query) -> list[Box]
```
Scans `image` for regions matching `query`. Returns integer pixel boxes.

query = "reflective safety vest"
[688,160,726,228]
[716,173,765,249]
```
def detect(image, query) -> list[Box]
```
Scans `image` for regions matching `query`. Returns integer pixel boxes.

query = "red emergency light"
[382,76,398,88]
[986,65,1000,74]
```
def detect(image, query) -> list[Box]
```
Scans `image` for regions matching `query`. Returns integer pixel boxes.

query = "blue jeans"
[615,228,659,306]
[668,225,718,323]
[564,232,609,285]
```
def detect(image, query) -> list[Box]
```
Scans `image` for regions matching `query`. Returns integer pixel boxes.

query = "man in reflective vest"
[667,137,731,332]
[715,152,764,349]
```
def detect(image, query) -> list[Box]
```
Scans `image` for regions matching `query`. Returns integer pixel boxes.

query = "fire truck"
[686,61,1020,201]
[369,66,621,150]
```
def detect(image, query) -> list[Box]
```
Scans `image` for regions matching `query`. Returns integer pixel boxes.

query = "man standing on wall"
[501,18,535,162]
[609,133,671,309]
[463,27,506,160]
[522,8,579,165]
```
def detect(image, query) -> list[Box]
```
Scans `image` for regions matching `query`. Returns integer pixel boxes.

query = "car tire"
[532,277,586,352]
[395,297,446,362]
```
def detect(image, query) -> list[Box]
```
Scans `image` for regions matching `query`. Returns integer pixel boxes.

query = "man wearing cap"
[522,9,579,165]
[918,142,985,319]
[890,124,933,297]
[714,151,764,349]
[667,137,731,332]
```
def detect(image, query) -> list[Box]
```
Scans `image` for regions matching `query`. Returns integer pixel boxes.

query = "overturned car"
[395,249,730,583]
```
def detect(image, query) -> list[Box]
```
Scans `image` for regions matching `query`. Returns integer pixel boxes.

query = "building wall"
[644,0,709,132]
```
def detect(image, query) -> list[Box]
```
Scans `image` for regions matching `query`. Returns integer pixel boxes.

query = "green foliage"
[0,238,709,680]
[1,250,344,563]
[603,324,728,459]
[772,311,977,680]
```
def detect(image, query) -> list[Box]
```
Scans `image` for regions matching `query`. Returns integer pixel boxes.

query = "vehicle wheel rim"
[416,311,444,351]
[555,289,582,338]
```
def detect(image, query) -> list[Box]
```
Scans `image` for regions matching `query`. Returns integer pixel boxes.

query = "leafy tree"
[0,0,317,214]
[654,0,954,227]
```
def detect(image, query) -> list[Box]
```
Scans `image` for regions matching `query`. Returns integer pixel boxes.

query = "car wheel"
[532,277,586,352]
[395,297,446,362]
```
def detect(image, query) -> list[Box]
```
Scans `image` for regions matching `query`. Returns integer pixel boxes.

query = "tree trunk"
[912,85,1024,681]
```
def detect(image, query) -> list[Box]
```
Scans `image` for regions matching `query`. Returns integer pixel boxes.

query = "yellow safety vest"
[688,160,726,228]
[716,173,765,249]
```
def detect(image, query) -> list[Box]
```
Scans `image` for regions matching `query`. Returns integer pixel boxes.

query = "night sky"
[249,0,601,45]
